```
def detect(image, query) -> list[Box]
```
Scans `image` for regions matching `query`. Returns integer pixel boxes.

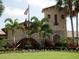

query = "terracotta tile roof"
[0,30,6,35]
[42,5,65,12]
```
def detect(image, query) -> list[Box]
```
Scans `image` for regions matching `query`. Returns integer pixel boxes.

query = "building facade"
[42,6,67,44]
[3,6,67,48]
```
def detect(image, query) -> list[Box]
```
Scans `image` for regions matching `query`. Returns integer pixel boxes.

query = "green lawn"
[0,51,79,59]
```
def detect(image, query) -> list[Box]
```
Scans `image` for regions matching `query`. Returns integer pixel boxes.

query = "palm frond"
[5,23,12,30]
[74,0,79,12]
[14,19,18,23]
[31,16,38,22]
[41,17,48,24]
[41,24,49,31]
[13,19,19,28]
[42,29,53,38]
[5,18,13,24]
[56,0,62,6]
[5,18,22,30]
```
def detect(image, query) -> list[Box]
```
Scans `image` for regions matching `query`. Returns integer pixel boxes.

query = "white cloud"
[13,0,22,3]
[2,6,26,22]
[4,6,25,17]
[26,0,56,8]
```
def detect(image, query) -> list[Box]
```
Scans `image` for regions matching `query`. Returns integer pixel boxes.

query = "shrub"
[0,38,7,50]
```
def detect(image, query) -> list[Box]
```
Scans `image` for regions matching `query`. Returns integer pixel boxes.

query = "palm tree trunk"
[70,14,75,43]
[68,0,75,43]
[39,32,43,48]
[13,35,16,44]
[76,13,78,46]
[12,30,16,50]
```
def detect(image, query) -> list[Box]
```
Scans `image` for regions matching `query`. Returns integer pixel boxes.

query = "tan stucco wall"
[43,7,67,39]
[7,29,26,44]
[7,29,41,44]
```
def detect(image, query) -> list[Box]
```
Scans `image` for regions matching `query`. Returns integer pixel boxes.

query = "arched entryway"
[16,38,40,49]
[53,34,60,44]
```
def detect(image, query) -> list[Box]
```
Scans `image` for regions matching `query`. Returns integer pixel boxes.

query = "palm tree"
[30,16,53,48]
[41,25,53,48]
[0,0,4,16]
[74,0,79,46]
[56,0,75,43]
[4,18,21,50]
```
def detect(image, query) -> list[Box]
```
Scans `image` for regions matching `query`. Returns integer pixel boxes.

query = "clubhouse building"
[2,5,78,49]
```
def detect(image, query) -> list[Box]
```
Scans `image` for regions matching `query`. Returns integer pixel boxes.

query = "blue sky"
[0,0,78,31]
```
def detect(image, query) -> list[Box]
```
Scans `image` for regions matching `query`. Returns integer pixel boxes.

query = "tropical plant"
[30,16,53,47]
[0,38,7,50]
[60,37,67,48]
[56,0,75,43]
[4,18,22,50]
[0,0,4,16]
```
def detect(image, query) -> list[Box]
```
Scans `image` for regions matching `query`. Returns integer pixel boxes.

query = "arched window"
[54,14,58,25]
[61,14,64,19]
[47,14,51,19]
